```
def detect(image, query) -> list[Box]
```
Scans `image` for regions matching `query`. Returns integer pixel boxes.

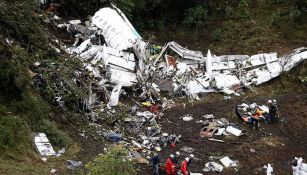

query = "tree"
[183,5,208,29]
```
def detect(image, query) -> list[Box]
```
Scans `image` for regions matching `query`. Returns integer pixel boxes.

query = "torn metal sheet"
[214,73,240,90]
[282,48,307,71]
[69,39,92,54]
[100,45,136,71]
[202,162,224,172]
[33,133,56,156]
[108,68,137,87]
[225,126,242,137]
[79,45,104,60]
[220,156,238,168]
[133,39,149,81]
[92,7,141,50]
[165,54,176,67]
[68,19,81,25]
[66,160,82,170]
[165,41,203,61]
[206,50,213,75]
[108,84,123,107]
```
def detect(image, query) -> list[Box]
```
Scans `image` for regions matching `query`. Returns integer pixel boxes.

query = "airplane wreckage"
[29,4,307,173]
[45,4,306,109]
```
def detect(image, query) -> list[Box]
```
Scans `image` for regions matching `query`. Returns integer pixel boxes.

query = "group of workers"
[150,151,194,175]
[248,99,279,129]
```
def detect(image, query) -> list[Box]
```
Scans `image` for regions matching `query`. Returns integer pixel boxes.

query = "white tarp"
[92,7,141,51]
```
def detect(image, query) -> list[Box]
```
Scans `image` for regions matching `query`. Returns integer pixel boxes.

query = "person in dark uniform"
[268,100,278,123]
[150,152,161,175]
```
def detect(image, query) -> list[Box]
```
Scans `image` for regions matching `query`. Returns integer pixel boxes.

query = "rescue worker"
[267,100,273,123]
[172,151,180,165]
[165,154,175,175]
[250,103,265,129]
[270,99,278,123]
[150,152,160,175]
[187,154,194,167]
[171,152,180,174]
[180,157,190,175]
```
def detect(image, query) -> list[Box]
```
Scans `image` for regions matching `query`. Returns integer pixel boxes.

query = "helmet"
[268,100,272,104]
[176,151,180,156]
[170,154,174,158]
[185,157,189,161]
[273,99,277,105]
[250,103,257,109]
[190,154,195,158]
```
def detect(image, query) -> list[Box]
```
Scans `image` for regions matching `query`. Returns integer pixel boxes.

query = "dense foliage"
[0,0,71,155]
[49,0,307,30]
[85,146,136,175]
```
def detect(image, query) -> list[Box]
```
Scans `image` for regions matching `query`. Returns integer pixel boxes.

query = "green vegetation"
[38,119,71,148]
[0,0,71,167]
[183,5,208,29]
[0,116,30,153]
[86,146,136,175]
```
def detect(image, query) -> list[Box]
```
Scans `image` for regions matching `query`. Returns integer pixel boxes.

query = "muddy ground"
[67,65,307,175]
[145,93,306,175]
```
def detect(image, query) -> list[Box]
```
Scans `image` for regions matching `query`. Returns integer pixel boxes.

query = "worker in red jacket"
[180,157,190,175]
[165,154,175,175]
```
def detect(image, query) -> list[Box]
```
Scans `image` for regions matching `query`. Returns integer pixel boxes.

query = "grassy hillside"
[0,0,83,174]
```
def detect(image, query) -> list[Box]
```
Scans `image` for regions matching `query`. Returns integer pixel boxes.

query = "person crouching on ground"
[249,103,265,129]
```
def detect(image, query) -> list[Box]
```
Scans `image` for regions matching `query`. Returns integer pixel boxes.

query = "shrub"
[239,0,251,21]
[225,5,235,20]
[38,119,71,148]
[86,146,136,175]
[269,9,282,25]
[183,5,208,29]
[289,5,301,22]
[0,116,30,152]
[210,29,222,42]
